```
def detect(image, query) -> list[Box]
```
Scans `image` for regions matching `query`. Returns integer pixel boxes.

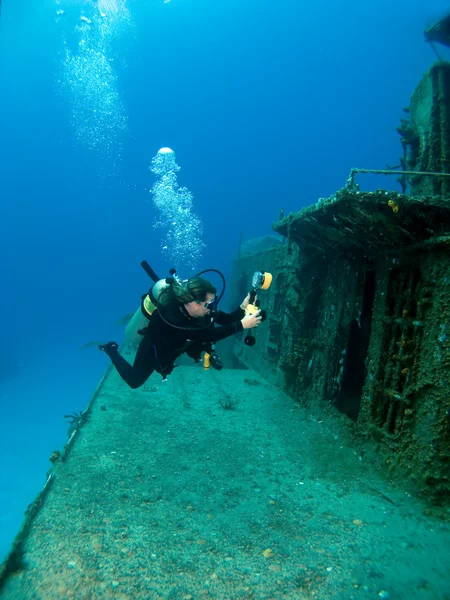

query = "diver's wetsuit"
[104,304,245,388]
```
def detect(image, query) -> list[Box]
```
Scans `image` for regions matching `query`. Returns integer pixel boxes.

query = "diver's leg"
[99,336,155,389]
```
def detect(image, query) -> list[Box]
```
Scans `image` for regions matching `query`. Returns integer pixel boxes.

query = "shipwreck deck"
[0,362,449,599]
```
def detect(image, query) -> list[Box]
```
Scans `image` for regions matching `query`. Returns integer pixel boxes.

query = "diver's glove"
[98,341,119,356]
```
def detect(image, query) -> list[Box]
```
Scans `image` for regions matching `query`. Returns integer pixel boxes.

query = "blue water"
[0,0,449,562]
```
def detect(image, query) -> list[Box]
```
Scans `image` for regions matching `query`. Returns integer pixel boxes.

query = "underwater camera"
[244,271,272,347]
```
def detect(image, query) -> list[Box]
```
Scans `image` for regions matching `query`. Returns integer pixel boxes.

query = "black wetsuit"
[106,304,245,388]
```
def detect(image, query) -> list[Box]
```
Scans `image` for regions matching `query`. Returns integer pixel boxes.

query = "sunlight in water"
[150,148,205,272]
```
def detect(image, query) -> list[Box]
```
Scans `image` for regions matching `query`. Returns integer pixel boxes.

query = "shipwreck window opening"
[335,269,376,422]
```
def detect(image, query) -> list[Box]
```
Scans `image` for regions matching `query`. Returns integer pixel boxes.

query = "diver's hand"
[241,310,262,329]
[240,293,257,310]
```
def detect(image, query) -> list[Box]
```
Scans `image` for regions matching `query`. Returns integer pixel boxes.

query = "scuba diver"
[99,268,262,389]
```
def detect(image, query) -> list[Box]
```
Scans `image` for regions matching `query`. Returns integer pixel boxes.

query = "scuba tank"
[124,261,171,346]
[124,278,170,346]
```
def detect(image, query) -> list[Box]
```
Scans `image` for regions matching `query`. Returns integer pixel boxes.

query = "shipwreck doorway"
[335,268,376,421]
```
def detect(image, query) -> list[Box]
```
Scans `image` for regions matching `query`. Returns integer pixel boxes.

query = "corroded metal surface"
[230,189,450,504]
[397,62,450,197]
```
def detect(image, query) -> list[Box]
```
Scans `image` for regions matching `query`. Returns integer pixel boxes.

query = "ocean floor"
[0,362,449,600]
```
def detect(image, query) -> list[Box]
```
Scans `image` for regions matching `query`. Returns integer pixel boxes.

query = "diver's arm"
[214,307,245,325]
[188,311,261,343]
[187,321,244,343]
[149,308,242,344]
[214,293,252,325]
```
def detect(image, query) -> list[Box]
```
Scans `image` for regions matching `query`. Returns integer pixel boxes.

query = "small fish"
[79,341,103,351]
[116,313,135,326]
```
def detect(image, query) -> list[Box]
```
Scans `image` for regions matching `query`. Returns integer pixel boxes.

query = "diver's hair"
[158,277,217,308]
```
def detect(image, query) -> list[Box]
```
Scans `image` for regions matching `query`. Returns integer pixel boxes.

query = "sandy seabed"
[1,364,449,600]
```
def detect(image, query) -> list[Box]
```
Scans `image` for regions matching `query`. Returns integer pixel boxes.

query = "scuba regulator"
[244,271,273,346]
